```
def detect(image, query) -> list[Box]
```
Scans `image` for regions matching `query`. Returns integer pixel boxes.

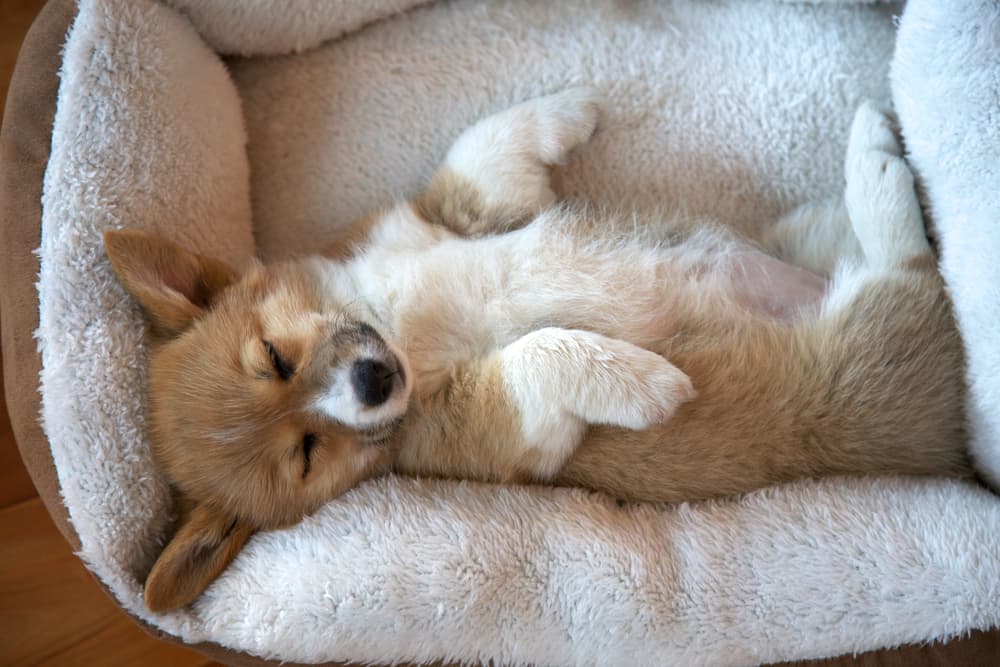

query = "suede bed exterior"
[1,1,996,665]
[0,0,76,551]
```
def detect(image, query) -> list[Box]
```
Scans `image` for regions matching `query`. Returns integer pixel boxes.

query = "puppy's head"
[104,230,411,611]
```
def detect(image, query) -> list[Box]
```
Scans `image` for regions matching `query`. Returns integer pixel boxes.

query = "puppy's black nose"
[351,359,395,407]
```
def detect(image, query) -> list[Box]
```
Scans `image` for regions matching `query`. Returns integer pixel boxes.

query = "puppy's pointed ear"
[104,230,237,337]
[144,502,255,612]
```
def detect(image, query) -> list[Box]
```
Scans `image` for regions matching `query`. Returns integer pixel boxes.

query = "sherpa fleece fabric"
[35,0,1000,665]
[891,0,1000,492]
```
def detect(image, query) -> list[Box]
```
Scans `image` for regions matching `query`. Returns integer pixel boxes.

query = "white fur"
[35,1,1000,666]
[443,88,602,217]
[845,102,931,268]
[817,104,934,316]
[764,198,862,275]
[762,101,932,280]
[504,328,694,431]
[501,327,694,477]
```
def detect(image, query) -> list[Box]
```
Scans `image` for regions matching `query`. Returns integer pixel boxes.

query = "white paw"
[581,339,696,430]
[501,328,694,479]
[505,328,695,433]
[846,101,901,170]
[844,102,930,267]
[529,87,604,165]
[441,87,603,217]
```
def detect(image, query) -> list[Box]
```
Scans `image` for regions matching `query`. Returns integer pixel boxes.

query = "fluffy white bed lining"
[36,0,1000,665]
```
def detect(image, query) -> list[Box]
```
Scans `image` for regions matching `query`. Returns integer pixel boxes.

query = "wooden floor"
[0,2,219,665]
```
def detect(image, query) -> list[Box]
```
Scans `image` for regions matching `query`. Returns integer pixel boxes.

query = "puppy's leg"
[501,328,695,479]
[394,328,695,484]
[844,102,931,270]
[415,88,603,236]
[824,102,936,313]
[763,103,921,277]
[762,197,862,275]
[795,103,969,477]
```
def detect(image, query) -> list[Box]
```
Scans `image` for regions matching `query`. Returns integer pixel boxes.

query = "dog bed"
[3,0,1000,665]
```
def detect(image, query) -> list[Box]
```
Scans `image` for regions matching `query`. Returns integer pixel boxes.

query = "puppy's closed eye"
[264,340,296,380]
[302,433,317,478]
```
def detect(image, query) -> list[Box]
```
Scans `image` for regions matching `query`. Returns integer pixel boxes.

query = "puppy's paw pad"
[532,87,604,165]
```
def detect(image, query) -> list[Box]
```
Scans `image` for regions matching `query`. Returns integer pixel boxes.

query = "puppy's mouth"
[359,416,404,446]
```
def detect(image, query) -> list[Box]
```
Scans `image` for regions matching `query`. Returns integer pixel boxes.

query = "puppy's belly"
[724,250,828,320]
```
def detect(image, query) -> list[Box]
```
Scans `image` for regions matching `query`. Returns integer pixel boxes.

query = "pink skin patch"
[726,251,829,320]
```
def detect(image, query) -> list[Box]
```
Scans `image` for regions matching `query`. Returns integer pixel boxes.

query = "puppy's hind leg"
[823,103,937,314]
[844,102,932,270]
[762,197,862,276]
[765,102,928,278]
[796,103,970,479]
[415,88,603,236]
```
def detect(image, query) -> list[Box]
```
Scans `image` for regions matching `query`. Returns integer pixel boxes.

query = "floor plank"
[0,0,47,510]
[0,498,219,666]
[1,1,48,110]
[0,355,37,508]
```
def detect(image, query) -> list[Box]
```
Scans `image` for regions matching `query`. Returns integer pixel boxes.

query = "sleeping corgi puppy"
[104,89,971,612]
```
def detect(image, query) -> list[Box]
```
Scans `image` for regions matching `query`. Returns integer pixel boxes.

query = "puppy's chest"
[363,226,698,371]
[381,239,557,358]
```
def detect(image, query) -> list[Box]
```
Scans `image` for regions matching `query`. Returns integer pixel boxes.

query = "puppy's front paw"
[507,328,695,431]
[588,341,696,430]
[530,87,604,165]
[502,328,693,478]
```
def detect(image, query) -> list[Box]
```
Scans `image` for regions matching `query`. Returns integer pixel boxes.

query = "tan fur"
[140,259,394,529]
[143,502,254,612]
[414,167,534,237]
[104,91,971,610]
[558,267,968,502]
